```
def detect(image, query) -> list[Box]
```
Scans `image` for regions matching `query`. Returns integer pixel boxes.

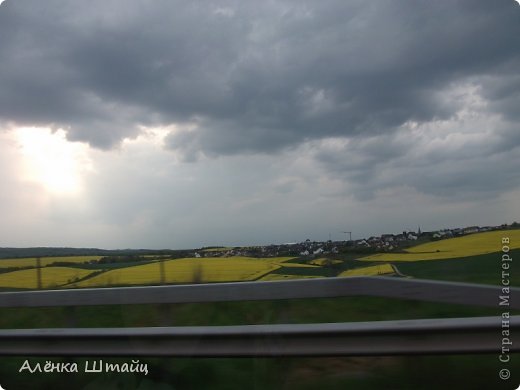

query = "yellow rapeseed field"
[73,257,294,287]
[277,263,320,268]
[0,256,103,269]
[360,230,520,262]
[338,264,395,277]
[309,258,343,266]
[259,274,323,281]
[0,267,96,289]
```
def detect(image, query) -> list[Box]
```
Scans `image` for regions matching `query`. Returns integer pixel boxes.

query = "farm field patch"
[259,274,323,281]
[0,256,104,269]
[396,249,520,286]
[0,267,96,289]
[309,258,343,266]
[200,247,233,252]
[277,263,320,268]
[360,230,520,262]
[338,264,395,277]
[73,257,294,287]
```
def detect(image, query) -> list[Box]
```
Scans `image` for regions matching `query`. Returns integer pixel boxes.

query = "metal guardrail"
[1,316,517,357]
[0,277,518,356]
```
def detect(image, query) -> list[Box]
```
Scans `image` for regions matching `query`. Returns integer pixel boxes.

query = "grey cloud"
[0,0,518,154]
[313,117,520,201]
[480,74,520,122]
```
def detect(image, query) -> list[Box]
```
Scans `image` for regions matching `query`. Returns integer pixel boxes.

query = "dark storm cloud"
[0,0,519,152]
[313,116,520,201]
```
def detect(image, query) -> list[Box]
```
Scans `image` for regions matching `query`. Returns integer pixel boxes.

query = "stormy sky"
[0,0,519,249]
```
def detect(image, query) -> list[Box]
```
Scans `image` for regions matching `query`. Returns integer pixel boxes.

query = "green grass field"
[1,291,517,388]
[394,249,520,286]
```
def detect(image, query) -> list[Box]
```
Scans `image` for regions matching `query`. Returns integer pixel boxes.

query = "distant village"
[0,222,517,261]
[195,222,519,259]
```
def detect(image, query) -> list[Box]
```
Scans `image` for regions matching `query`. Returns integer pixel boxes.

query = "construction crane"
[342,231,352,241]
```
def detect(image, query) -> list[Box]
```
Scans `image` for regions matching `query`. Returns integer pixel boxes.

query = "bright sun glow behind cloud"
[14,127,93,195]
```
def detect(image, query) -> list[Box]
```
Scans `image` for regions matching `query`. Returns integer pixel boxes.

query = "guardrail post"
[36,257,42,289]
[64,306,77,328]
[159,259,166,285]
[158,303,172,326]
